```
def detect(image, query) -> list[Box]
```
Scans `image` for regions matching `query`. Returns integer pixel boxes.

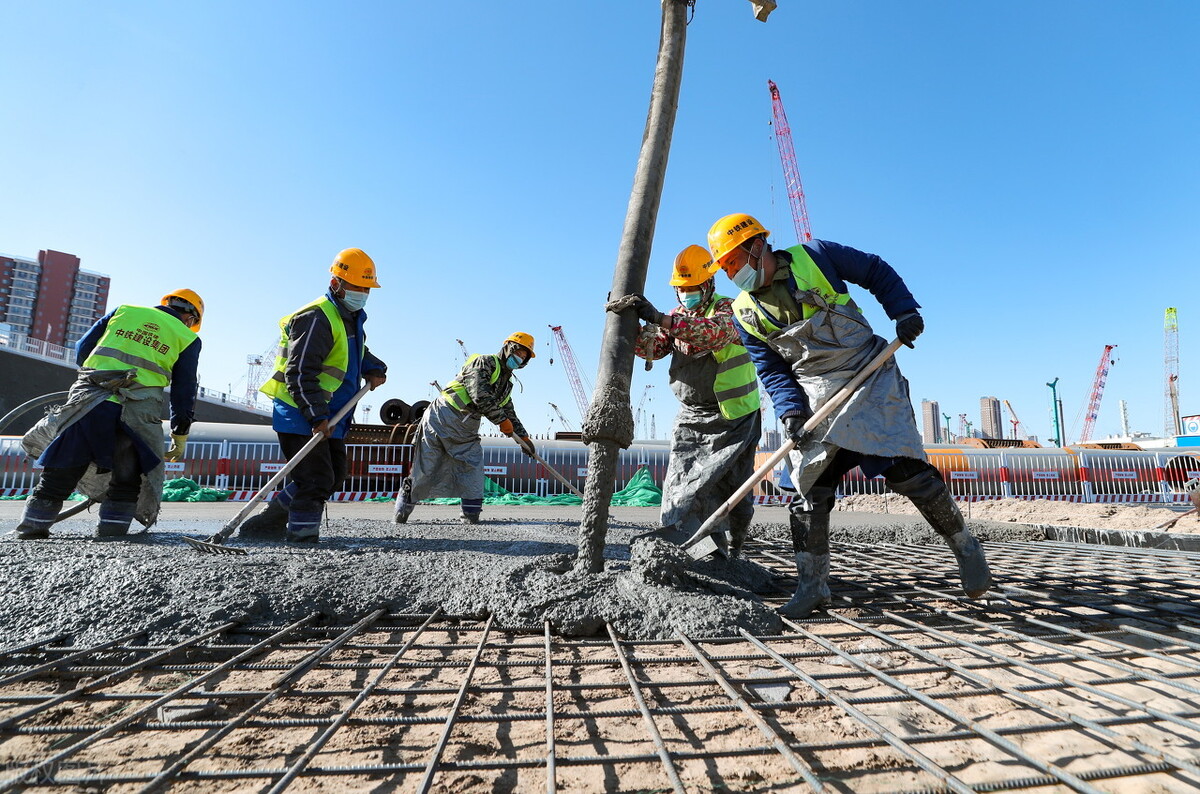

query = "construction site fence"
[0,439,669,501]
[1,438,1197,504]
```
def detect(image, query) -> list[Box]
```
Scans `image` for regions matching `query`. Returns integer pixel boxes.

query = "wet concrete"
[0,502,1041,648]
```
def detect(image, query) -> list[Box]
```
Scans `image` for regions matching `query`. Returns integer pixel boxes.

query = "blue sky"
[1,1,1196,444]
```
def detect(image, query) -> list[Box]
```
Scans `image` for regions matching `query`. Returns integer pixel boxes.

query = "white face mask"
[678,290,704,310]
[339,289,369,311]
[731,262,764,292]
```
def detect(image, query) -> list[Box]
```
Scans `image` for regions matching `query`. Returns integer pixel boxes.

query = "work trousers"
[277,433,347,513]
[32,430,142,504]
[789,450,933,517]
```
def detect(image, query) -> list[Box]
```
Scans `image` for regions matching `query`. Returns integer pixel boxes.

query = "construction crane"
[1003,399,1026,441]
[1165,307,1181,437]
[455,339,469,363]
[548,402,575,432]
[942,412,952,443]
[634,385,654,439]
[1078,344,1118,443]
[548,324,592,424]
[768,79,813,244]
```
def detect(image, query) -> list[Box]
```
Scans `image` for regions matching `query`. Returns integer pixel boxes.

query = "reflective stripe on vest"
[260,297,349,407]
[81,305,196,398]
[444,354,512,413]
[706,295,761,420]
[732,244,854,343]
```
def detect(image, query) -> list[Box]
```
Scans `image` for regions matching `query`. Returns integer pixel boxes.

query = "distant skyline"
[1,2,1195,444]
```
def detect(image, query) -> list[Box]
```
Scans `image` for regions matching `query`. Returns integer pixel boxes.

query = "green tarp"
[418,466,662,508]
[161,478,231,502]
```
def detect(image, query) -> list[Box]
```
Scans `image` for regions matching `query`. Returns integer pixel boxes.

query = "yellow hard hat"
[669,244,720,287]
[161,288,205,332]
[330,248,381,288]
[708,213,770,265]
[505,331,536,358]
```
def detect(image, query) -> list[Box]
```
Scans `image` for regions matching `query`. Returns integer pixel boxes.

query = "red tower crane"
[548,325,592,424]
[1079,344,1118,443]
[1002,399,1025,441]
[768,79,812,244]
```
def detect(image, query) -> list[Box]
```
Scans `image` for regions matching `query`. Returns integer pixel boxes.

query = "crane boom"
[768,79,812,244]
[548,325,591,423]
[1002,399,1025,440]
[1079,344,1117,443]
[548,402,575,432]
[1165,308,1181,436]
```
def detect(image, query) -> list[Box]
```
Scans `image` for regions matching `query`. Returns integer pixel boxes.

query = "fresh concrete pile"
[0,515,787,647]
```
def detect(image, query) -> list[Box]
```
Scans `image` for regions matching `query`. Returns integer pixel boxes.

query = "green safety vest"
[445,354,512,413]
[260,297,349,407]
[705,295,760,420]
[732,244,855,343]
[82,305,197,402]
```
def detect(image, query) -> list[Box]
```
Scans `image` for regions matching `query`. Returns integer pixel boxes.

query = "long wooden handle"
[681,339,904,551]
[212,384,372,542]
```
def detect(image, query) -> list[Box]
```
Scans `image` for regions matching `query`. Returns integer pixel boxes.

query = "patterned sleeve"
[666,299,740,352]
[634,324,672,360]
[461,355,510,426]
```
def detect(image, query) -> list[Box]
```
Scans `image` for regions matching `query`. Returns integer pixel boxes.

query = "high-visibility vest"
[444,354,512,413]
[260,297,348,407]
[82,305,197,401]
[732,244,856,343]
[705,295,760,420]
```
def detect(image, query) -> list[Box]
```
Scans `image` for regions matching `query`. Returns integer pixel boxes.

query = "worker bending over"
[245,248,387,543]
[608,245,761,557]
[395,333,536,525]
[16,290,204,539]
[709,213,991,617]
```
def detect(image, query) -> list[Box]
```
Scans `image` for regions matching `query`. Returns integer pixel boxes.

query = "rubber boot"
[393,478,414,524]
[15,498,62,540]
[239,483,295,538]
[889,471,992,598]
[778,486,835,619]
[460,498,482,525]
[96,501,138,538]
[285,508,322,544]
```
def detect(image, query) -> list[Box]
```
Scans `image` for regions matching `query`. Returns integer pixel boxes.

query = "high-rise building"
[0,250,110,346]
[980,396,1003,440]
[921,399,941,444]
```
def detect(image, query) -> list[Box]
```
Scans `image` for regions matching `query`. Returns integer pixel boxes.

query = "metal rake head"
[182,535,248,555]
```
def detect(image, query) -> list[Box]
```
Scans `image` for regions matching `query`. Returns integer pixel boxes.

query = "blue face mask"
[678,291,704,310]
[506,354,524,370]
[731,263,764,292]
[339,289,369,311]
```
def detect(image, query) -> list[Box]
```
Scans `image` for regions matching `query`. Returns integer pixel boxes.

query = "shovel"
[681,339,904,559]
[183,385,371,554]
[512,436,584,498]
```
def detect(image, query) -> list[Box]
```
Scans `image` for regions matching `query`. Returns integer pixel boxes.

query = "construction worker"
[708,213,991,617]
[607,245,761,557]
[394,333,536,525]
[15,290,204,539]
[245,248,387,543]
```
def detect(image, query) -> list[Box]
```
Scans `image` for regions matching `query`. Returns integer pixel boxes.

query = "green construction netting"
[415,467,662,507]
[161,477,231,502]
[0,493,88,501]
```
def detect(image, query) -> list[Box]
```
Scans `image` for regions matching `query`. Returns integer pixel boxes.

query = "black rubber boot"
[239,498,290,538]
[393,478,414,524]
[460,497,483,525]
[889,470,992,598]
[778,486,835,619]
[15,498,62,539]
[285,508,322,544]
[96,501,138,538]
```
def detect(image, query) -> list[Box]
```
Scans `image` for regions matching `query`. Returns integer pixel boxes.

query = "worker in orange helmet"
[607,245,762,558]
[708,212,991,618]
[16,289,204,539]
[395,333,536,525]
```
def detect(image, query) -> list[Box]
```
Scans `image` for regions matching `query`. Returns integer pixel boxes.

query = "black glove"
[628,295,664,326]
[781,412,811,444]
[895,312,925,348]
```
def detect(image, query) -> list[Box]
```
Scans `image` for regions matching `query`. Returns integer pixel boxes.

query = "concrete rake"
[183,385,371,554]
[681,338,904,560]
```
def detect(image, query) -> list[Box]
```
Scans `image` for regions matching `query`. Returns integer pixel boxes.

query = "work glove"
[498,418,515,435]
[895,312,925,348]
[311,419,332,438]
[781,412,811,445]
[606,294,664,326]
[164,434,188,462]
[518,436,536,458]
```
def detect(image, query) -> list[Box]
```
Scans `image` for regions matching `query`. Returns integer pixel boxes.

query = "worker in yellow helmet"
[395,332,536,525]
[708,212,991,617]
[607,245,761,558]
[16,289,204,539]
[243,248,388,543]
